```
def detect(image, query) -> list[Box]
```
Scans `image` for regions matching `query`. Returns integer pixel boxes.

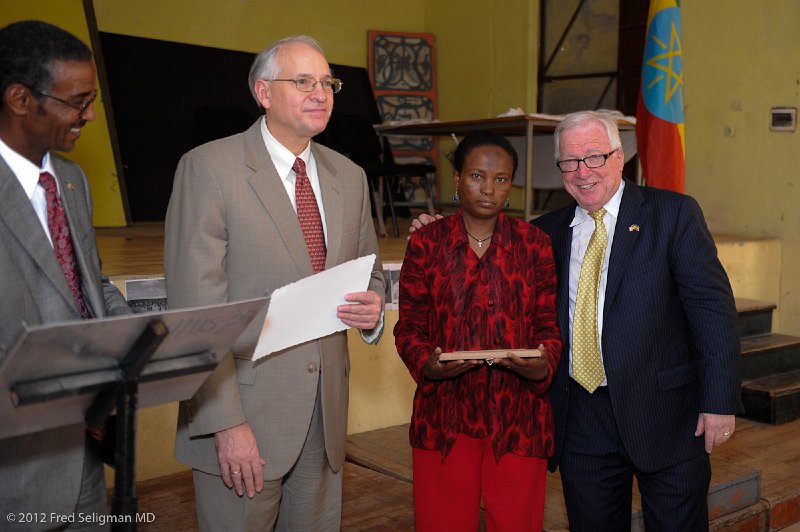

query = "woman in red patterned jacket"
[394,130,562,531]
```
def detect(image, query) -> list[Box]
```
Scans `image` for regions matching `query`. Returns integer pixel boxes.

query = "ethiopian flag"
[636,0,684,192]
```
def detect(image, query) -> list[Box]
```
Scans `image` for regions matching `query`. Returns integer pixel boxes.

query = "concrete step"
[736,298,776,338]
[740,334,800,381]
[742,369,800,425]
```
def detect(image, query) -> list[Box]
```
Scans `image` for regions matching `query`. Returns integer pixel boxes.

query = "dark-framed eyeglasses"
[556,149,618,172]
[269,76,343,93]
[33,89,98,116]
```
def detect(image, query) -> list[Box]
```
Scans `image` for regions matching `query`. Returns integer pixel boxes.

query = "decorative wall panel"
[368,31,437,167]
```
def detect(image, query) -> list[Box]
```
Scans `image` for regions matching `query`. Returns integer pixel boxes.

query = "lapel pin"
[629,224,640,232]
[66,182,75,191]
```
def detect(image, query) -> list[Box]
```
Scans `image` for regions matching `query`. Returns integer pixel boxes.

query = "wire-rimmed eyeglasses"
[33,89,98,116]
[556,149,618,172]
[269,76,343,93]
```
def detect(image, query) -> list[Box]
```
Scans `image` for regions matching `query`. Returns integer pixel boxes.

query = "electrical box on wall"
[770,107,797,132]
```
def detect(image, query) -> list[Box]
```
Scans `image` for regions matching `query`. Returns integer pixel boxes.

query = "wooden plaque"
[439,348,542,361]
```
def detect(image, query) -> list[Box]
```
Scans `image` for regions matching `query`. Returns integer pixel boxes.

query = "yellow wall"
[347,314,416,433]
[717,237,783,330]
[423,0,539,207]
[4,1,541,222]
[1,0,127,226]
[682,1,800,335]
[92,0,425,66]
[93,0,540,211]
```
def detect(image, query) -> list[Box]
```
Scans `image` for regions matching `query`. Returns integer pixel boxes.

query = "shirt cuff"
[359,309,385,344]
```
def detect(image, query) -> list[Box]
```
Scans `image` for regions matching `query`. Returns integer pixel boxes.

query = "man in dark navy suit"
[531,110,742,531]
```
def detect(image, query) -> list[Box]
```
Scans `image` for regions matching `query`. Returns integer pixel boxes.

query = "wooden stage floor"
[97,223,800,530]
[132,418,800,531]
[95,221,411,278]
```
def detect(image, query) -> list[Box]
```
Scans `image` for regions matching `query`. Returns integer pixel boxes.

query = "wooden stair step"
[742,369,800,425]
[744,368,800,395]
[736,298,776,338]
[767,480,800,530]
[735,298,777,314]
[346,424,412,483]
[707,460,761,520]
[740,334,800,380]
[708,500,770,531]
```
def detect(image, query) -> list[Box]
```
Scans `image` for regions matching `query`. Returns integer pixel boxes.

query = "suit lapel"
[553,206,576,347]
[0,156,78,312]
[244,121,315,277]
[605,181,645,307]
[312,144,343,269]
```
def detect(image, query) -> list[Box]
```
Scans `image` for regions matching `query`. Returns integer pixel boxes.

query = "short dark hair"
[452,130,519,175]
[0,20,93,107]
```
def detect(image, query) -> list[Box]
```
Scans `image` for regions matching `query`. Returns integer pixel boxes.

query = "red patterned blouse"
[394,210,562,461]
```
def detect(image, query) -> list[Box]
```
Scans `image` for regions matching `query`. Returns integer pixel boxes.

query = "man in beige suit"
[164,35,385,531]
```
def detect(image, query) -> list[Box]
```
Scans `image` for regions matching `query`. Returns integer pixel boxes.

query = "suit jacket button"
[307,363,318,373]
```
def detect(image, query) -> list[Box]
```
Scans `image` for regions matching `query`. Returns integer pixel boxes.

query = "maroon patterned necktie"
[39,172,91,319]
[292,157,326,273]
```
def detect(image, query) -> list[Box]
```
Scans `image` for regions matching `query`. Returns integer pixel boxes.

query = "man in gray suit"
[165,35,385,531]
[0,20,131,530]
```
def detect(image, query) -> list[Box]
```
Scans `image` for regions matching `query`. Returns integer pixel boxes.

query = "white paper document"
[253,254,376,360]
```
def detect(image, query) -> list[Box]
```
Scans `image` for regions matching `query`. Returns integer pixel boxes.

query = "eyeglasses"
[556,149,618,172]
[34,89,98,116]
[269,76,343,93]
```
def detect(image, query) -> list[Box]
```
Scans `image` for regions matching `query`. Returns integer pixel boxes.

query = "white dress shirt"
[0,136,57,246]
[260,117,328,244]
[567,180,626,386]
[259,118,384,340]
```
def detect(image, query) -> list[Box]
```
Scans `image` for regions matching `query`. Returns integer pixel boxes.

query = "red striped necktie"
[292,157,326,273]
[39,171,91,319]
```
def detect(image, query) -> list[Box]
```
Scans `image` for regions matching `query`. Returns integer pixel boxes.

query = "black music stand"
[0,297,268,531]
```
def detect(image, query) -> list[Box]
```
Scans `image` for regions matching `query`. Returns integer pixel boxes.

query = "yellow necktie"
[573,208,607,393]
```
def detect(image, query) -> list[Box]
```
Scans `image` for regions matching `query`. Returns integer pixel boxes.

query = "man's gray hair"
[553,110,623,160]
[248,35,325,103]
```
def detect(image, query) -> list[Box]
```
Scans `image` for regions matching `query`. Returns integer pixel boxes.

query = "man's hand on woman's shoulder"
[407,213,444,239]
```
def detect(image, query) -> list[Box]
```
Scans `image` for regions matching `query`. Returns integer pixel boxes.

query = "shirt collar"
[260,117,312,181]
[569,179,626,227]
[0,136,54,199]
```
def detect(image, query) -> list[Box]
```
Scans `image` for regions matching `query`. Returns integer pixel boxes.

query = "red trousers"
[412,434,547,532]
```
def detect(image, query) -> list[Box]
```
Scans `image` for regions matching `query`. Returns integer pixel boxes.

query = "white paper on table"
[252,254,376,360]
